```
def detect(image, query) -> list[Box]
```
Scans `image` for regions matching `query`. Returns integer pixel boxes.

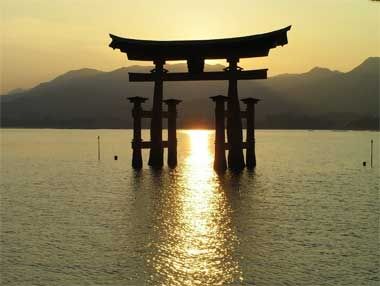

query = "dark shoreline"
[1,127,379,131]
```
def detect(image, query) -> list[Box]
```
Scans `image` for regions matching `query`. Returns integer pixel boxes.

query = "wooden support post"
[128,96,148,169]
[242,98,260,169]
[148,59,166,168]
[226,57,245,171]
[164,99,181,168]
[210,95,228,172]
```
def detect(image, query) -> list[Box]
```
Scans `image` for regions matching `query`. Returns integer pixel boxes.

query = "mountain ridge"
[1,57,379,130]
[2,59,374,96]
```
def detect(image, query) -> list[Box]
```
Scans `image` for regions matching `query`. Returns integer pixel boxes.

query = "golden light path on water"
[148,130,242,285]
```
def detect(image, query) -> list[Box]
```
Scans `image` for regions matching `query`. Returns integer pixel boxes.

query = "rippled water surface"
[1,129,379,285]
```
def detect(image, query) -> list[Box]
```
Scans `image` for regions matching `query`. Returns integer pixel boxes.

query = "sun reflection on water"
[148,130,242,285]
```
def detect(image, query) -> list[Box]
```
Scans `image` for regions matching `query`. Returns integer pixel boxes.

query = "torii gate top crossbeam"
[109,26,291,63]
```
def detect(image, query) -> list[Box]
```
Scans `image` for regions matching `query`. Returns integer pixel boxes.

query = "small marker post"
[97,136,100,161]
[371,139,373,168]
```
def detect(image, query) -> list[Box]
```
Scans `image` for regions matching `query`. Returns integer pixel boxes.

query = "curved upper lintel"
[109,26,291,62]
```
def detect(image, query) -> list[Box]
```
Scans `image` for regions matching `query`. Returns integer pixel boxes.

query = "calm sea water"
[1,129,379,286]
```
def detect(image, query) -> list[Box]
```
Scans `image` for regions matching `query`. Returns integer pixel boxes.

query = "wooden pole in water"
[242,97,260,169]
[210,95,228,172]
[371,139,373,168]
[226,57,245,171]
[148,59,166,168]
[97,136,100,161]
[128,96,148,169]
[164,99,181,168]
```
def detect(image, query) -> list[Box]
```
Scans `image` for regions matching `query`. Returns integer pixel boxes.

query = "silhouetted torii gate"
[109,26,291,171]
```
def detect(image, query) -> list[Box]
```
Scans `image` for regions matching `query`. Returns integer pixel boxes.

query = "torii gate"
[109,26,291,171]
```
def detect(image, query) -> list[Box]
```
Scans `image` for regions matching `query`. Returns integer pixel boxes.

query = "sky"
[1,0,379,94]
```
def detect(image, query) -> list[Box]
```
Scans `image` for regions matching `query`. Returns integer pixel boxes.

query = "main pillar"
[128,96,148,169]
[164,99,181,168]
[148,59,166,168]
[210,95,228,172]
[242,97,260,169]
[226,57,245,171]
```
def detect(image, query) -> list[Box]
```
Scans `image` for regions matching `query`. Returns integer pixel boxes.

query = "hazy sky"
[1,0,379,94]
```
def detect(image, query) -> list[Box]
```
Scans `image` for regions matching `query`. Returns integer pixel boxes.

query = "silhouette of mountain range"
[1,57,379,130]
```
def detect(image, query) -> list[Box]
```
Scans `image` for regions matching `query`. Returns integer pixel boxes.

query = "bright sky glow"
[1,0,379,94]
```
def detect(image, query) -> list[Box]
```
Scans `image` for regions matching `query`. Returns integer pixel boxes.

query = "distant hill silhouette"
[1,57,379,130]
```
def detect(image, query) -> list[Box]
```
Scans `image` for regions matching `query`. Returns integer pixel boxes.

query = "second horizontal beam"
[129,69,267,82]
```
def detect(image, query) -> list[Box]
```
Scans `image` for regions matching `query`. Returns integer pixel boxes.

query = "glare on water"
[148,130,242,285]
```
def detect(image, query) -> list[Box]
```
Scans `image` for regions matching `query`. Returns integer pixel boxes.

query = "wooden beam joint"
[132,141,169,149]
[224,142,249,150]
